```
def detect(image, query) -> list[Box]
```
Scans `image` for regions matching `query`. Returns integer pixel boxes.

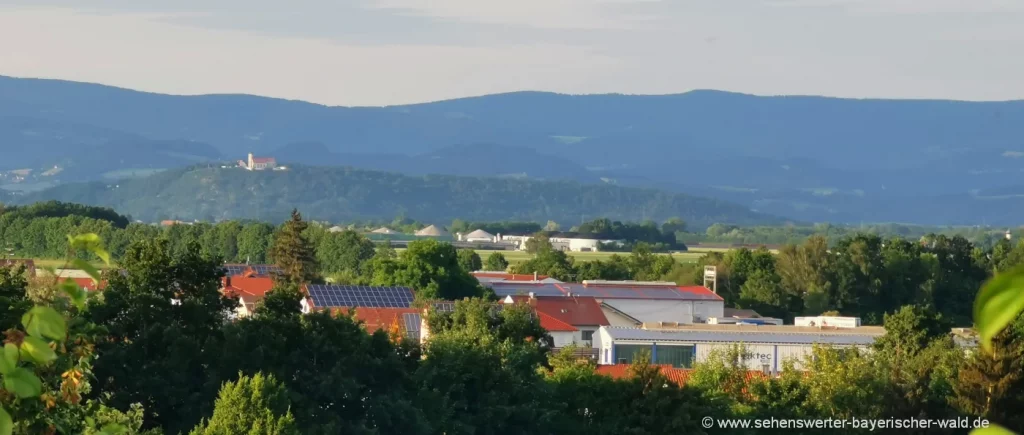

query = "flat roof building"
[597,324,884,373]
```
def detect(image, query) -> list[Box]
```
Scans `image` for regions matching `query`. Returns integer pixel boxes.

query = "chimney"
[224,276,231,288]
[533,271,538,281]
[528,292,535,300]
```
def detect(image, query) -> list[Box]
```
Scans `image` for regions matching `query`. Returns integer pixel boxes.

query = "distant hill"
[12,165,781,227]
[272,142,599,181]
[3,75,1024,225]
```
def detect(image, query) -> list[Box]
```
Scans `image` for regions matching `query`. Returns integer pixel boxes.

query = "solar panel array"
[489,285,565,298]
[224,264,281,276]
[306,285,414,308]
[403,313,422,340]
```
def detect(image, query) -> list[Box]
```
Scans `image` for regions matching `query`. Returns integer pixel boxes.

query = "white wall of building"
[598,327,616,365]
[550,331,579,348]
[597,327,871,371]
[551,328,601,348]
[565,238,600,252]
[601,299,724,324]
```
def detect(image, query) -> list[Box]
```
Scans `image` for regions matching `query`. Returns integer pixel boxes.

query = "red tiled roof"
[595,364,769,387]
[221,275,275,302]
[538,312,578,332]
[333,307,420,333]
[72,278,107,291]
[509,295,610,327]
[472,272,550,281]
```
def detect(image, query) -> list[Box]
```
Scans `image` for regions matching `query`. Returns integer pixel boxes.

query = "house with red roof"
[333,307,422,342]
[220,274,275,318]
[71,277,107,292]
[503,294,610,354]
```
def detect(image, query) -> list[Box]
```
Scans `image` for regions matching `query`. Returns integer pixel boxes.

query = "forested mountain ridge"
[4,75,1024,225]
[12,165,780,227]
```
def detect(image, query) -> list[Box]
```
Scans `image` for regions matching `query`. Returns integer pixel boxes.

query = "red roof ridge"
[537,312,578,331]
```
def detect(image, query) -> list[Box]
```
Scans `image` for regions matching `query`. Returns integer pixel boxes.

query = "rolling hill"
[3,75,1024,225]
[12,165,781,227]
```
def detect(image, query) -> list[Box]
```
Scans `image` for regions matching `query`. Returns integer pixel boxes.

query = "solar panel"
[492,287,564,297]
[403,313,421,340]
[223,264,281,277]
[600,288,643,298]
[306,285,415,308]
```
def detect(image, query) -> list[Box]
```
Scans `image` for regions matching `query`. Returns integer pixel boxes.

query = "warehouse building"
[596,322,883,373]
[486,280,723,325]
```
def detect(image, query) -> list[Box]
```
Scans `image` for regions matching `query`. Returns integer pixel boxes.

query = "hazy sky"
[1,0,1022,106]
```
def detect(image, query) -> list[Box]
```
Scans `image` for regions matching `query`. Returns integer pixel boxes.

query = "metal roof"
[485,282,722,301]
[603,326,879,346]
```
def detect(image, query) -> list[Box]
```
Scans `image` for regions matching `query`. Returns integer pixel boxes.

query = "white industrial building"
[596,322,883,372]
[485,280,724,325]
[497,232,620,252]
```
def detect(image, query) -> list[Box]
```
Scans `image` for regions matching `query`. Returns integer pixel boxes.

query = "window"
[581,330,594,342]
[654,345,695,368]
[614,345,651,365]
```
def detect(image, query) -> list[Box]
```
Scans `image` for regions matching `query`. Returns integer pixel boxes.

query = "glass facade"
[655,345,695,368]
[613,344,696,368]
[613,345,651,364]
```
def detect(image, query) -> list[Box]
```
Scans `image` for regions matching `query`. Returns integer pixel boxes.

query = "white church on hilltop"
[238,153,278,171]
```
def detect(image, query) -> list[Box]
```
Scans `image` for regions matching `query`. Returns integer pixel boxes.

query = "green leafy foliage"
[189,373,298,435]
[368,239,483,301]
[18,336,56,365]
[483,252,509,272]
[456,249,482,273]
[974,267,1024,353]
[2,368,41,398]
[269,209,320,286]
[21,306,66,341]
[0,407,11,435]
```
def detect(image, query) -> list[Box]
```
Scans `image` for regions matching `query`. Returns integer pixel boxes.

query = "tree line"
[2,225,1024,434]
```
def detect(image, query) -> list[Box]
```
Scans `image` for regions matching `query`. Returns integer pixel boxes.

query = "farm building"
[471,271,563,284]
[498,232,621,252]
[457,229,497,242]
[484,280,724,325]
[596,322,884,372]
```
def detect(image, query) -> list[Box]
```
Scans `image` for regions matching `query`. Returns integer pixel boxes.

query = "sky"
[1,0,1023,106]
